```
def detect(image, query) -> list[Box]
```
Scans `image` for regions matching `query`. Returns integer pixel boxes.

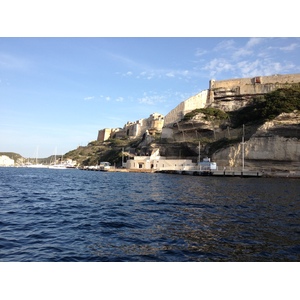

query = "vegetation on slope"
[0,152,23,161]
[183,107,229,122]
[229,85,300,127]
[64,138,138,167]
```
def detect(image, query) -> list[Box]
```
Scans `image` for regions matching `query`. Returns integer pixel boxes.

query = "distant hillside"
[0,152,65,165]
[0,152,23,161]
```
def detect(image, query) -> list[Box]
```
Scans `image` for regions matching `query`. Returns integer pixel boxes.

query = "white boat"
[48,164,67,169]
[26,163,48,168]
[99,162,111,171]
[25,146,48,168]
[49,147,68,169]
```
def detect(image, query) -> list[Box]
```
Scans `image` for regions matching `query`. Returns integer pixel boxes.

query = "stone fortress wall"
[97,128,113,142]
[163,90,208,127]
[208,73,300,111]
[209,73,300,96]
[97,113,164,142]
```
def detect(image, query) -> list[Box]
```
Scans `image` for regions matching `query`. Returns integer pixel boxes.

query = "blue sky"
[1,37,300,158]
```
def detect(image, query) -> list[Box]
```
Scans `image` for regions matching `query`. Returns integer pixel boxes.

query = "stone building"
[97,113,164,142]
[208,73,300,111]
[97,128,113,142]
[125,149,196,171]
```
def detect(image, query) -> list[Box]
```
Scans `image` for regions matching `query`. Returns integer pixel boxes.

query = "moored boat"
[99,162,111,171]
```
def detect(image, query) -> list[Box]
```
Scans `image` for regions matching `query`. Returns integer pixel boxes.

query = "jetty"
[157,169,263,177]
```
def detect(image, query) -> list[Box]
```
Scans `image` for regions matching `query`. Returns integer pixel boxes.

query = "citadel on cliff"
[97,73,300,142]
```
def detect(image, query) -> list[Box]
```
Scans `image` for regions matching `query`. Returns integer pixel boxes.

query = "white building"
[125,149,197,171]
[198,157,217,170]
[0,155,15,167]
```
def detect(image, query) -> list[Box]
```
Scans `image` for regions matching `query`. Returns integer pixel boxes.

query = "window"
[254,76,261,84]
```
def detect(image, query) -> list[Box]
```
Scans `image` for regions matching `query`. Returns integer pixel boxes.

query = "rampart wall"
[164,90,208,126]
[210,73,300,90]
[97,113,164,142]
[209,73,300,102]
[97,128,113,142]
[206,73,300,111]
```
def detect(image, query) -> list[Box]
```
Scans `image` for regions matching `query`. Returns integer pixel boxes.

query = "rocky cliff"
[212,112,300,171]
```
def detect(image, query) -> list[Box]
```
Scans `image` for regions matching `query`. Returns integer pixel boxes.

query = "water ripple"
[0,168,300,261]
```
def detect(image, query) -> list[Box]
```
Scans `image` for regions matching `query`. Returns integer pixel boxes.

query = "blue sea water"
[0,167,300,262]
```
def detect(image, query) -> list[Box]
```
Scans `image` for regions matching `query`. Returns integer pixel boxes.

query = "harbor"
[81,164,300,178]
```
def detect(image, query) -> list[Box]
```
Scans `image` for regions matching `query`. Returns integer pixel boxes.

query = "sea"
[1,166,300,262]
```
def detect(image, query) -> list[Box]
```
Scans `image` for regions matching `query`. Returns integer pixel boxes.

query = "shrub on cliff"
[261,87,300,119]
[230,86,300,127]
[183,108,229,121]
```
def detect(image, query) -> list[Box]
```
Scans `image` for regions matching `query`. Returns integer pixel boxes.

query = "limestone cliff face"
[212,112,300,170]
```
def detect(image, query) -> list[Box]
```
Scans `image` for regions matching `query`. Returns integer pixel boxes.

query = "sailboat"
[49,148,67,169]
[26,146,48,168]
[49,163,67,169]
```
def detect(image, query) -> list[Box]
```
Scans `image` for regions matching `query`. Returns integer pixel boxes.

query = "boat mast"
[54,147,57,165]
[242,124,245,171]
[35,146,39,165]
[36,146,39,165]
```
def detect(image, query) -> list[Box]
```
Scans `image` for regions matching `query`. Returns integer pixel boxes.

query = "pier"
[157,169,263,177]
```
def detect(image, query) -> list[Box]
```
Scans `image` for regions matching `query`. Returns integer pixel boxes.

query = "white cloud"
[232,38,267,59]
[237,60,261,77]
[83,96,95,101]
[195,49,207,57]
[122,71,133,77]
[200,38,300,79]
[246,37,264,48]
[166,72,175,77]
[232,48,253,59]
[107,52,144,70]
[138,97,155,105]
[203,58,234,77]
[137,68,193,81]
[279,43,299,51]
[0,52,30,70]
[214,39,235,52]
[138,92,167,106]
[213,38,266,61]
[116,97,124,102]
[237,59,297,78]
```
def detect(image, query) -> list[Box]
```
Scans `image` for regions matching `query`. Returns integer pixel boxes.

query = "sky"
[1,2,300,158]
